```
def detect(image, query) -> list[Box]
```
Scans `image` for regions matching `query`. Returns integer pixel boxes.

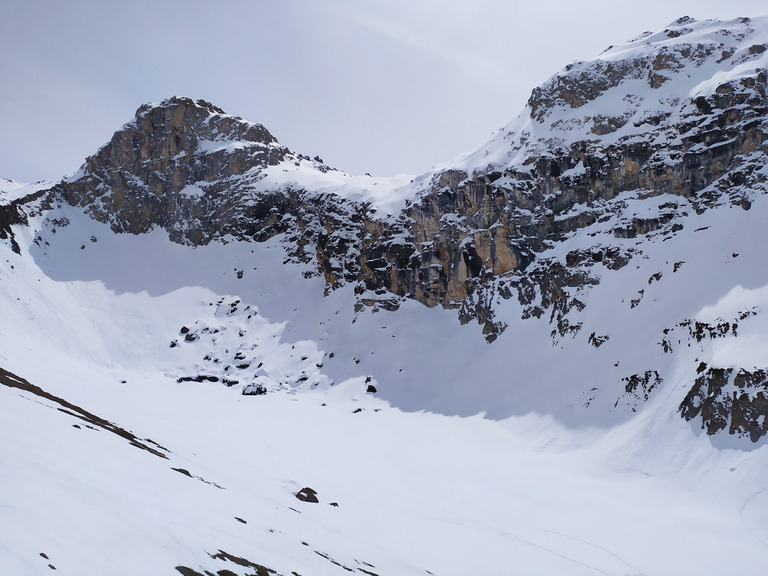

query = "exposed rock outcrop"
[0,189,47,254]
[59,97,290,245]
[680,364,768,441]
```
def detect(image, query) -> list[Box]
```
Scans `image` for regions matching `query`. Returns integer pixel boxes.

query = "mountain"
[2,16,768,576]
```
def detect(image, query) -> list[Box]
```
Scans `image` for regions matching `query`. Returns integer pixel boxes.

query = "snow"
[0,178,52,204]
[253,160,417,215]
[2,183,768,574]
[196,139,258,155]
[178,183,205,198]
[698,284,768,370]
[690,50,768,98]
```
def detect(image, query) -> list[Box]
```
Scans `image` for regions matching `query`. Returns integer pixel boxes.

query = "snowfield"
[2,192,768,575]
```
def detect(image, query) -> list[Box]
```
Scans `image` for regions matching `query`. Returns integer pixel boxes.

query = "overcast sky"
[2,0,767,183]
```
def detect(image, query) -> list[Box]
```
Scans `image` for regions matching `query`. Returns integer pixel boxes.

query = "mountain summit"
[2,16,768,576]
[61,96,292,243]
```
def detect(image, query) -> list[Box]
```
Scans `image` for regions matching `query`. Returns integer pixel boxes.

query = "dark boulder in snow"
[242,383,267,396]
[295,487,319,503]
[176,375,219,383]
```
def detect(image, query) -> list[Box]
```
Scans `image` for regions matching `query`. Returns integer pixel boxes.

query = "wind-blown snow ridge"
[251,163,416,214]
[0,178,53,205]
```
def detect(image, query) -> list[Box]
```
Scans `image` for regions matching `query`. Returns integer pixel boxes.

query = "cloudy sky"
[2,0,767,183]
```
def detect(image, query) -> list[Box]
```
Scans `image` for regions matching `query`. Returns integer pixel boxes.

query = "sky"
[2,0,767,183]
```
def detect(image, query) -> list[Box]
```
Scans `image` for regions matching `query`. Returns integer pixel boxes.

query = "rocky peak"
[58,97,292,244]
[527,16,765,115]
[476,16,768,173]
[84,96,280,180]
[130,96,277,160]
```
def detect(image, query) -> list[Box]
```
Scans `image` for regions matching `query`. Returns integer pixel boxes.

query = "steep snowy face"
[457,16,768,173]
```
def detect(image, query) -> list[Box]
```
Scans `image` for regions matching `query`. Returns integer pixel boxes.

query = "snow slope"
[2,189,768,575]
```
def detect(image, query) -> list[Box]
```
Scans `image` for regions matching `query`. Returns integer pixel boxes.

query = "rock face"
[0,202,23,253]
[59,97,290,245]
[42,17,768,439]
[1,189,47,254]
[680,364,768,441]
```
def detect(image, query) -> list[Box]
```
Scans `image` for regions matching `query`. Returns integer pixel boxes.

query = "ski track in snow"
[740,489,768,550]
